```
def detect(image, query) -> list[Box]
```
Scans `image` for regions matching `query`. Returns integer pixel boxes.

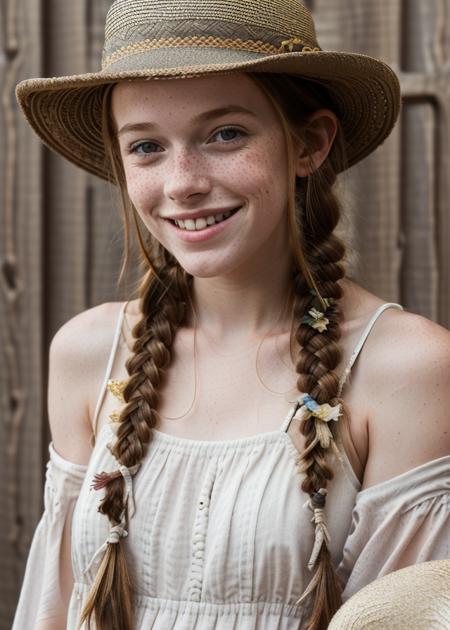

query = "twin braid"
[293,164,346,629]
[79,258,191,630]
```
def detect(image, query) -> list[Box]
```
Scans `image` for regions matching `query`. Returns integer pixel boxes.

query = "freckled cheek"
[124,172,160,218]
[219,145,286,199]
[245,144,289,216]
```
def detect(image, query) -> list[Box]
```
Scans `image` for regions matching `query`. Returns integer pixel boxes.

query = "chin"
[174,255,239,280]
[179,264,225,279]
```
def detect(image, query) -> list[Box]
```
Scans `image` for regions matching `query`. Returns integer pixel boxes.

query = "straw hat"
[328,560,450,629]
[16,0,401,182]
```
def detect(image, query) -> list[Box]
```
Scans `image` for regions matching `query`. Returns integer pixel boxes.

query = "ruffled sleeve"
[338,455,450,601]
[12,443,88,629]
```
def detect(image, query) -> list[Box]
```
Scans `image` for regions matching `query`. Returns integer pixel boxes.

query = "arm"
[48,305,107,464]
[337,313,450,599]
[42,310,101,623]
[362,312,450,489]
[14,304,115,630]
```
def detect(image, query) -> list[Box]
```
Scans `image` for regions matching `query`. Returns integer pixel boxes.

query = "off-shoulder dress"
[13,302,450,629]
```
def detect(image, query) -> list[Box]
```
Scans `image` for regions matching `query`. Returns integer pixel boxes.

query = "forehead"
[111,73,274,124]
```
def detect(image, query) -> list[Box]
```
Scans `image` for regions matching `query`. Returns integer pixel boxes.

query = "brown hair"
[255,74,347,628]
[79,73,348,630]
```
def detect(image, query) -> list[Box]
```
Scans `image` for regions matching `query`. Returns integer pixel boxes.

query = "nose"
[164,148,211,203]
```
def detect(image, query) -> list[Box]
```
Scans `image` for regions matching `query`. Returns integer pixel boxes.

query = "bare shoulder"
[48,301,126,465]
[364,306,449,361]
[361,308,450,488]
[50,301,125,363]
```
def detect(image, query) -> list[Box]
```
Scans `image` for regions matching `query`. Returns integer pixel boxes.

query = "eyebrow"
[117,105,256,137]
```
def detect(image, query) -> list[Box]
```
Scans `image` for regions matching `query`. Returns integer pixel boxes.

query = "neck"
[192,254,294,342]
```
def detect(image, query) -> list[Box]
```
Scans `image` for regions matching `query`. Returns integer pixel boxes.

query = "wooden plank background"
[1,1,449,626]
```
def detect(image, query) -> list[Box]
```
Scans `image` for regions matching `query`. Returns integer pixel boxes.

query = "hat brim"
[16,50,401,182]
[329,560,450,629]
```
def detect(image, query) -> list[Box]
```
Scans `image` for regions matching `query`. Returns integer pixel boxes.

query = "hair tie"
[306,488,330,570]
[91,462,140,527]
[295,488,331,605]
[83,524,129,576]
[293,394,342,449]
[84,465,138,576]
[107,524,128,544]
[294,394,341,423]
[90,462,141,491]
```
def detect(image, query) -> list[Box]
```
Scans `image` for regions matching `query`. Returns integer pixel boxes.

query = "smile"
[171,208,240,232]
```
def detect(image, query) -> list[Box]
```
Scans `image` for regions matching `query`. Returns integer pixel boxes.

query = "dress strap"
[282,302,404,433]
[337,302,403,397]
[280,403,300,433]
[91,301,129,441]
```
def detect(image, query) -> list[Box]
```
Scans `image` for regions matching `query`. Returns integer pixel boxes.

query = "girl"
[13,1,450,629]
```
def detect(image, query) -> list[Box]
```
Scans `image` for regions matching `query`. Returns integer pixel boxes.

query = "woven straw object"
[329,560,450,629]
[15,0,401,182]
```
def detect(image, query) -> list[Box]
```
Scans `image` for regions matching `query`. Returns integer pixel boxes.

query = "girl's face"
[112,74,293,280]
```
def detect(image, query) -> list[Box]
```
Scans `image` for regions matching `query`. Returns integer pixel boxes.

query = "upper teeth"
[174,210,233,231]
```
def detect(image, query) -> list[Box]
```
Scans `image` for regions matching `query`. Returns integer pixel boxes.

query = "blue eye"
[211,127,244,143]
[130,141,162,155]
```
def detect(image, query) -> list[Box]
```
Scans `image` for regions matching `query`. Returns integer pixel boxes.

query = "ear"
[295,109,338,177]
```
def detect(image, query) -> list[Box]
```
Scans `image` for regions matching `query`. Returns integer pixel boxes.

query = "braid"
[294,164,347,629]
[79,257,192,630]
[252,75,346,630]
[79,83,195,630]
[251,73,350,628]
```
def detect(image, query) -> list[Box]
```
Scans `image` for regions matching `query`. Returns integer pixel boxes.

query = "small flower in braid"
[293,393,342,450]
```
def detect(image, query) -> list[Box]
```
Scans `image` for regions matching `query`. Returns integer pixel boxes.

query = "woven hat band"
[103,46,266,74]
[102,19,321,72]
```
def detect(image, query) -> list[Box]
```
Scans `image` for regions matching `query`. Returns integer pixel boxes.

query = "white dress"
[13,302,450,629]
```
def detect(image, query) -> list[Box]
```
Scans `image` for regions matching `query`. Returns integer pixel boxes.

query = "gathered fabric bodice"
[69,414,359,628]
[66,302,396,628]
